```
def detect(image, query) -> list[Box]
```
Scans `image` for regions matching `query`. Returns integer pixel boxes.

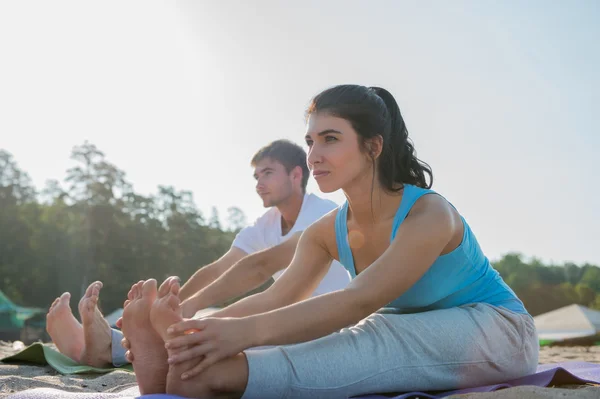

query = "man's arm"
[207,222,334,319]
[180,232,301,317]
[178,247,247,302]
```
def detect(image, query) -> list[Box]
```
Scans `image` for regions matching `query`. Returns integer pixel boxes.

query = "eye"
[305,139,314,147]
[325,135,338,142]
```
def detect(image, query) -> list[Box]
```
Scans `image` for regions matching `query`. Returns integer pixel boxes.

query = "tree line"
[1,143,599,317]
[0,142,251,315]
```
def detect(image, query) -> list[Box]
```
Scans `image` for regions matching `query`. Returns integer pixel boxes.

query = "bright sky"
[1,1,598,265]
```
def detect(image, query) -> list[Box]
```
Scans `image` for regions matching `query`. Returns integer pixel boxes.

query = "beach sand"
[1,341,599,398]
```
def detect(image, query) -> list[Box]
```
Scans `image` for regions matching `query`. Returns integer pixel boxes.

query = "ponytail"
[370,86,433,190]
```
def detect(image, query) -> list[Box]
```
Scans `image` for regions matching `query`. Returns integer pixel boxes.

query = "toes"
[49,292,72,314]
[131,282,141,299]
[91,281,103,298]
[141,279,158,297]
[60,292,71,303]
[170,280,180,296]
[49,297,60,311]
[158,277,173,297]
[166,291,180,311]
[84,281,97,298]
[91,285,101,301]
[125,350,134,363]
[121,337,131,349]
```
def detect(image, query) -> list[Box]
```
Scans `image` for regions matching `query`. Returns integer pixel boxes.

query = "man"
[46,139,350,367]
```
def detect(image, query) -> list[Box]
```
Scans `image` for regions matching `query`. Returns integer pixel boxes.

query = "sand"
[1,341,599,398]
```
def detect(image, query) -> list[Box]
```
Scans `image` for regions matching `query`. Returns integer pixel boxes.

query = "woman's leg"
[239,303,538,399]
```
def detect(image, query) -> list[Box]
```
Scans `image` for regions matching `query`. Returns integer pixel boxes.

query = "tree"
[0,150,36,204]
[580,266,600,292]
[226,206,247,233]
[209,207,221,229]
[0,150,36,303]
[563,262,583,286]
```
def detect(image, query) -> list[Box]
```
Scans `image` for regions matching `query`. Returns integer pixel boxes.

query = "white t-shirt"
[232,193,350,296]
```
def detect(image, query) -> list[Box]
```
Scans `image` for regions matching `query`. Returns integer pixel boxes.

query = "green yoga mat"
[1,343,133,374]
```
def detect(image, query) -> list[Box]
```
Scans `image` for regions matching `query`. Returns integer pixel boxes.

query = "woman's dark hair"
[306,84,432,190]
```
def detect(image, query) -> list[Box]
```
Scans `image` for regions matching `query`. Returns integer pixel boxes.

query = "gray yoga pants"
[242,303,539,399]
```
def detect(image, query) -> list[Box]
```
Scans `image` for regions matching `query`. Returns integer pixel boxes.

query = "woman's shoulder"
[301,204,341,259]
[407,189,465,252]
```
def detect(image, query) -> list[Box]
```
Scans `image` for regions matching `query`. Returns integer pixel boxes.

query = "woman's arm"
[166,195,459,377]
[180,232,302,317]
[196,215,336,318]
[252,194,458,346]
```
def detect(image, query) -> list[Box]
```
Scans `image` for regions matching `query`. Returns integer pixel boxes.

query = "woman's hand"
[165,316,259,380]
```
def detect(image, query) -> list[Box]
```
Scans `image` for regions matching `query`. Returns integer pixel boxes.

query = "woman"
[123,84,538,399]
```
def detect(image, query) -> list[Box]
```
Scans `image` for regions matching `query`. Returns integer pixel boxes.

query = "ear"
[291,165,303,184]
[366,135,384,160]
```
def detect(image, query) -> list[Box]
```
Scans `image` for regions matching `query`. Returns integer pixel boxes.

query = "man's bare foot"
[78,281,112,367]
[121,279,168,395]
[46,292,84,362]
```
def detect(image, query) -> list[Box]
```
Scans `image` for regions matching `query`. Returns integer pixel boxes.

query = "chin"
[316,182,340,194]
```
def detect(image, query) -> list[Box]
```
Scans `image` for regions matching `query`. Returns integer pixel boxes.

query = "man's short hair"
[251,140,309,191]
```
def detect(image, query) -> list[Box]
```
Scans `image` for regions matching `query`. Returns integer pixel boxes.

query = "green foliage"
[492,252,600,316]
[0,144,241,315]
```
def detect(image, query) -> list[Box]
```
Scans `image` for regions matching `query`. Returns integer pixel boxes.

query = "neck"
[276,191,305,232]
[344,172,401,226]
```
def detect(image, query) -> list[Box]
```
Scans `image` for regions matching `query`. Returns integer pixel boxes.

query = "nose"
[307,144,322,168]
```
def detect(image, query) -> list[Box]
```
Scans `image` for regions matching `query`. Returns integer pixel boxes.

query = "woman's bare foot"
[46,292,84,362]
[149,276,183,341]
[121,279,168,395]
[150,277,247,398]
[78,281,112,367]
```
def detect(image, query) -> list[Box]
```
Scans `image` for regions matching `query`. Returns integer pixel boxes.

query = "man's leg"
[110,328,129,366]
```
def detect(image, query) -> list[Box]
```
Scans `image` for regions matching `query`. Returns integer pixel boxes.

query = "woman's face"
[305,112,372,193]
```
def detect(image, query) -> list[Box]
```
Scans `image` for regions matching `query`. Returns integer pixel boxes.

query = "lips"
[312,171,330,179]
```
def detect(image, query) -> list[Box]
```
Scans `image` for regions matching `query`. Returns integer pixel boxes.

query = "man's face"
[253,158,295,207]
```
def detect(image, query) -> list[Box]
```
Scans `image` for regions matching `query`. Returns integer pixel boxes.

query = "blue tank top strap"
[334,202,357,278]
[390,184,435,241]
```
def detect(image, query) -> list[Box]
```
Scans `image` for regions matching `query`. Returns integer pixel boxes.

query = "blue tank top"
[334,184,528,315]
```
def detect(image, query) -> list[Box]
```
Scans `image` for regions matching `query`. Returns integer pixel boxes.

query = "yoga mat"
[355,361,600,399]
[1,343,133,375]
[6,361,600,399]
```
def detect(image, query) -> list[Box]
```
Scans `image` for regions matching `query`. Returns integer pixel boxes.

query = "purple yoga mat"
[352,361,600,399]
[138,361,600,399]
[9,362,599,399]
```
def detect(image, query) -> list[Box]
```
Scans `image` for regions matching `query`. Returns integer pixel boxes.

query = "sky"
[0,0,598,265]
